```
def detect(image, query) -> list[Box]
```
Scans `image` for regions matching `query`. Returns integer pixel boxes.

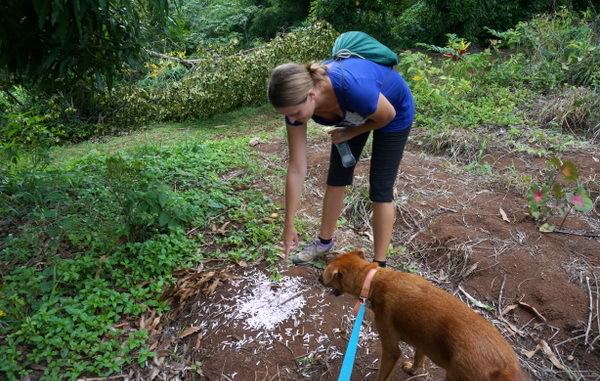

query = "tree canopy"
[0,0,169,91]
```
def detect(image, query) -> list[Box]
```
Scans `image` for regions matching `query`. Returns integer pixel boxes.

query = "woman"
[267,57,414,267]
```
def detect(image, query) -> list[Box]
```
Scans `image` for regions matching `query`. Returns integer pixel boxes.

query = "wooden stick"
[585,276,593,346]
[552,228,600,238]
[498,274,506,316]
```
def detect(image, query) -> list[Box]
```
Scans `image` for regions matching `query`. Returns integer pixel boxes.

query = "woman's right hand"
[282,223,299,259]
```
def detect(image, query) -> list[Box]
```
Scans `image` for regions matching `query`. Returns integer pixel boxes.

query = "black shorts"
[326,129,410,202]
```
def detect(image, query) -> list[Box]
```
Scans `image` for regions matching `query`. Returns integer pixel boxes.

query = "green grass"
[0,111,284,380]
[51,105,282,164]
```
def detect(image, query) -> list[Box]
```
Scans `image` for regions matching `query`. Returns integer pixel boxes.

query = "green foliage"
[310,0,412,49]
[311,0,596,50]
[0,0,169,92]
[425,0,577,43]
[417,34,471,61]
[528,157,593,230]
[0,137,281,379]
[164,0,262,52]
[391,0,443,49]
[487,9,600,89]
[248,0,311,41]
[95,22,337,128]
[398,44,526,133]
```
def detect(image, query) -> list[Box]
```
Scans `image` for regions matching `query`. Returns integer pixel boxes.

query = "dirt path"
[136,132,600,380]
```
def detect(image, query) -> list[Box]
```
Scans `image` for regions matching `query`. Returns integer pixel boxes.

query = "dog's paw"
[401,362,417,375]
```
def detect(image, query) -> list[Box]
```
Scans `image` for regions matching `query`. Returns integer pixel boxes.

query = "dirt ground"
[134,130,600,381]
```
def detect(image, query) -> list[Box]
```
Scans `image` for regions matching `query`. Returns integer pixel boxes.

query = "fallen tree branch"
[585,276,593,346]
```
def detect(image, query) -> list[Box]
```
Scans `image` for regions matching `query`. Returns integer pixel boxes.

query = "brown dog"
[322,250,524,381]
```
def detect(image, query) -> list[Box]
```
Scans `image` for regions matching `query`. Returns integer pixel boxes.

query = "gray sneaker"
[290,238,335,264]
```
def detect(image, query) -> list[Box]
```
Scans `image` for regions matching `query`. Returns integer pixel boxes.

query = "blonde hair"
[267,62,327,108]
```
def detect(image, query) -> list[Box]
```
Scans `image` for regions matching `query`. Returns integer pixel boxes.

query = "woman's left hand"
[328,127,354,145]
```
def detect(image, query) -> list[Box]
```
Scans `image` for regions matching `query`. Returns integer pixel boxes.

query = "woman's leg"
[370,129,410,263]
[373,202,396,262]
[319,185,345,240]
[320,131,371,239]
[289,132,370,264]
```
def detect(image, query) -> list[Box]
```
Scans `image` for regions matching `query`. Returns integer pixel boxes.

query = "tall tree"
[0,0,169,92]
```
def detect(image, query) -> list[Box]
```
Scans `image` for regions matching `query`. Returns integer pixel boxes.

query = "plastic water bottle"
[336,142,356,168]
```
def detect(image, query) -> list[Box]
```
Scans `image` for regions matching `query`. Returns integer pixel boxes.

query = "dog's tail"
[489,368,524,381]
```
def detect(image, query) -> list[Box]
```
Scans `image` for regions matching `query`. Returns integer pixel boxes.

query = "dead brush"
[341,184,372,232]
[537,86,600,141]
[412,127,490,163]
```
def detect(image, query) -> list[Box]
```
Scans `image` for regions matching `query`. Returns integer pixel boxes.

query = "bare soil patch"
[135,132,599,380]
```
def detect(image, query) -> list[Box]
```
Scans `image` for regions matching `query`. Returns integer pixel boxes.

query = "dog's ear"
[353,249,365,259]
[322,267,340,286]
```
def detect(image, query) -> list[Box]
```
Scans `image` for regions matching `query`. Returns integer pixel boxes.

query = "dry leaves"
[522,340,566,370]
[178,325,202,339]
[499,207,510,223]
[162,267,235,309]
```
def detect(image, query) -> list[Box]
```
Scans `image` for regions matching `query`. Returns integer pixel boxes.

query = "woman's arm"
[329,93,396,144]
[283,122,308,256]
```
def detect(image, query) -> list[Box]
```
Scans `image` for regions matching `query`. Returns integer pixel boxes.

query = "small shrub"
[417,33,471,61]
[528,157,593,231]
[487,9,600,90]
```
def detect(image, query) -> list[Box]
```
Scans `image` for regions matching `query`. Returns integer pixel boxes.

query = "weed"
[527,157,593,231]
[0,137,280,379]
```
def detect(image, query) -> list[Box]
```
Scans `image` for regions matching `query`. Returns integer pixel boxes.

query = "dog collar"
[353,267,379,315]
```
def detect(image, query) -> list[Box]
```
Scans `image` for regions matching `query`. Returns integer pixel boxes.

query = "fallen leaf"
[539,223,555,233]
[458,286,494,312]
[501,303,519,316]
[179,325,201,339]
[499,208,510,223]
[462,263,478,278]
[522,348,537,358]
[149,367,161,381]
[205,278,221,295]
[521,340,565,370]
[498,316,525,337]
[150,316,161,330]
[517,301,547,322]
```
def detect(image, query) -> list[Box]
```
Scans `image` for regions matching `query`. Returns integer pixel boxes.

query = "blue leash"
[337,301,367,381]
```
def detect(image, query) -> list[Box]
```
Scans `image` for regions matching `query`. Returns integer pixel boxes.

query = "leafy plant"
[0,135,281,379]
[486,9,600,90]
[527,157,593,231]
[418,34,471,61]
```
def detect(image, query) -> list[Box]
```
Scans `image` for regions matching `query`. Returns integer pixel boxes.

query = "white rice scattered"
[233,271,307,331]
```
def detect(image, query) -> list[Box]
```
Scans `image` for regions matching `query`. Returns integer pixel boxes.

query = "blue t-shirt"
[286,58,414,133]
